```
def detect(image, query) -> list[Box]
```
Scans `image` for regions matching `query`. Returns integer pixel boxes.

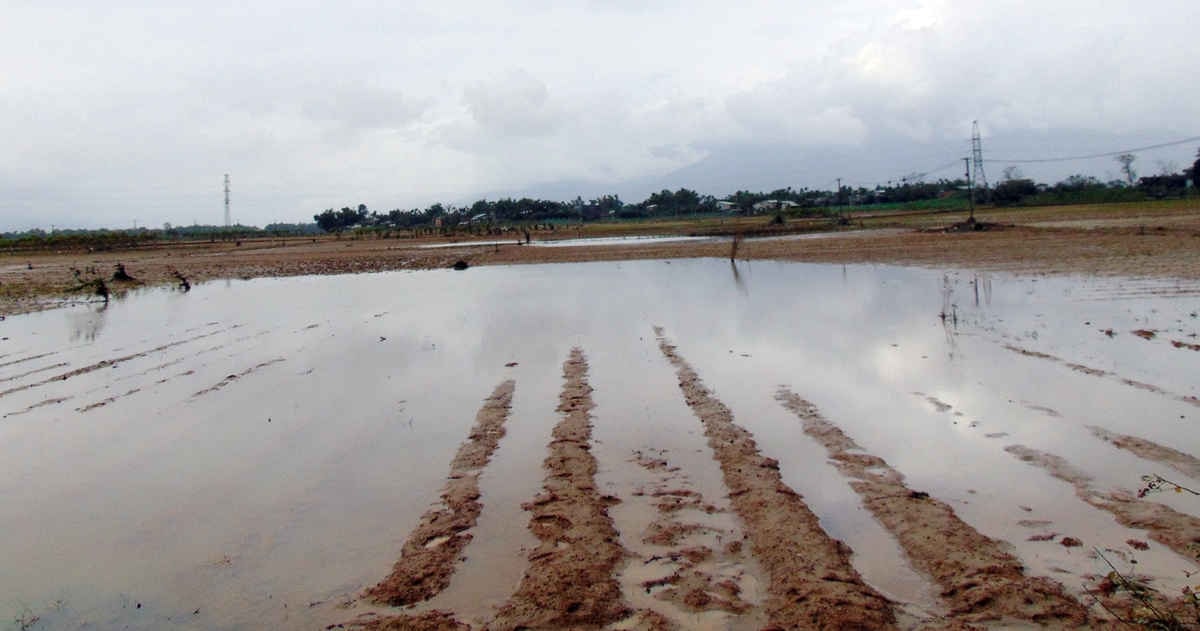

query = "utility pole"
[964,158,975,222]
[224,173,231,228]
[971,121,989,203]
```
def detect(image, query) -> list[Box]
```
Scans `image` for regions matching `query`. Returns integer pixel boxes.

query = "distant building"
[751,199,799,212]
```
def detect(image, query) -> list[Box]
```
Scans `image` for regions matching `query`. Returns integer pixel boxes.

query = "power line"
[985,134,1200,164]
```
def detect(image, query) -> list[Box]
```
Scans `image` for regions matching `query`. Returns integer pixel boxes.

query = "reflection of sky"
[0,259,1197,628]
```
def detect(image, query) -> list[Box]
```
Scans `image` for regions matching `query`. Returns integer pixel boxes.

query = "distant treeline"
[311,167,1196,233]
[5,160,1195,245]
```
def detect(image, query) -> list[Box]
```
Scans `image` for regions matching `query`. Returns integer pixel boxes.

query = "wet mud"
[654,328,898,630]
[487,348,631,630]
[618,448,766,629]
[1087,425,1200,480]
[0,325,239,400]
[366,380,515,606]
[1001,343,1200,408]
[776,388,1090,626]
[1005,445,1200,562]
[189,357,285,398]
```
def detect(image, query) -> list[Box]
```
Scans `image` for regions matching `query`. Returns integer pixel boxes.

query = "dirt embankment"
[1005,445,1200,562]
[1087,426,1200,481]
[365,380,516,607]
[654,328,898,630]
[775,388,1090,626]
[486,348,632,630]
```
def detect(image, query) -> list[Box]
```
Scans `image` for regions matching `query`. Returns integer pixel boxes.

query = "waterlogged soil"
[1,258,1198,629]
[4,201,1200,316]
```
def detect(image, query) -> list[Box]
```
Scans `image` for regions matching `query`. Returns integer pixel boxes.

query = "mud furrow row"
[365,380,516,606]
[653,328,897,630]
[0,326,241,400]
[487,348,631,630]
[76,387,144,413]
[189,358,285,398]
[1005,444,1200,562]
[3,396,72,418]
[1001,343,1200,408]
[0,351,58,370]
[1086,426,1200,481]
[0,361,70,384]
[775,388,1090,626]
[75,331,278,412]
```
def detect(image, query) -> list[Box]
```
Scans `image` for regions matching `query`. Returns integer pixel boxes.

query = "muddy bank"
[654,328,897,629]
[776,388,1089,626]
[1005,445,1200,562]
[1087,426,1200,480]
[6,204,1200,317]
[487,348,631,630]
[366,380,516,606]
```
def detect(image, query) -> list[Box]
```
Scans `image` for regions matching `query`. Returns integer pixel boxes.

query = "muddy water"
[1,260,1197,629]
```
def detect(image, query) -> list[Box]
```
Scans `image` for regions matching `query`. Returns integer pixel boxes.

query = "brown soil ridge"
[653,328,898,630]
[1087,425,1200,480]
[486,348,631,630]
[0,351,59,370]
[1005,444,1200,562]
[3,396,72,418]
[0,361,69,383]
[1001,343,1200,408]
[189,357,285,398]
[0,325,240,400]
[365,380,516,606]
[775,388,1090,626]
[348,609,472,630]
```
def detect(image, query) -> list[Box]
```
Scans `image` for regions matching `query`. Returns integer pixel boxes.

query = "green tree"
[1115,153,1137,186]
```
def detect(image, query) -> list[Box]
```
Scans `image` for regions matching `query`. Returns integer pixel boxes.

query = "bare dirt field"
[3,199,1200,317]
[2,201,1199,630]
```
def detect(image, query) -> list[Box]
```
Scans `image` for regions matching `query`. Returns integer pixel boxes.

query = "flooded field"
[1,259,1198,629]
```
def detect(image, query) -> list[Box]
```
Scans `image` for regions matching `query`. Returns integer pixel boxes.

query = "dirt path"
[1005,445,1200,562]
[1001,343,1200,408]
[486,348,632,630]
[654,328,898,630]
[775,388,1090,626]
[1087,426,1200,481]
[365,380,516,607]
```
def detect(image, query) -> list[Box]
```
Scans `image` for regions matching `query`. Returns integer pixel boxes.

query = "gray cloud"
[2,0,1198,230]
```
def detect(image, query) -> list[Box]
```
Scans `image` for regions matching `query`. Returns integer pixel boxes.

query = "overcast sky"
[2,0,1198,230]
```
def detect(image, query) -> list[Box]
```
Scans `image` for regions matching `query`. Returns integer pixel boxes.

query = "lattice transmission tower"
[224,174,231,227]
[971,121,989,201]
